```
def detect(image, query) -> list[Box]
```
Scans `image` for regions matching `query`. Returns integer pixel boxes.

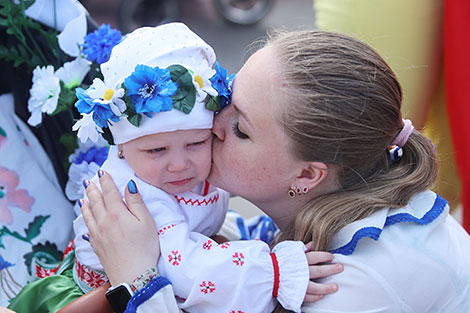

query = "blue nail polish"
[83,179,90,189]
[78,199,84,208]
[98,170,104,178]
[82,234,90,242]
[128,179,138,194]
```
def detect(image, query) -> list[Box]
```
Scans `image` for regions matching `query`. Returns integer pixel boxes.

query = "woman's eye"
[232,122,249,139]
[148,147,166,153]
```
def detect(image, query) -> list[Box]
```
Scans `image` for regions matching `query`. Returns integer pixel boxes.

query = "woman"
[81,30,470,312]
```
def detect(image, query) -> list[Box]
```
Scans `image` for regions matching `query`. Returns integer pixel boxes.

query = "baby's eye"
[188,140,206,147]
[148,147,166,153]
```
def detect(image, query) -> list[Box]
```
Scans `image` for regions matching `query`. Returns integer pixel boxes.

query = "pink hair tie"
[392,119,414,147]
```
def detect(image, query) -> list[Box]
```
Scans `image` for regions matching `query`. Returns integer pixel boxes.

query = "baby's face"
[120,129,213,194]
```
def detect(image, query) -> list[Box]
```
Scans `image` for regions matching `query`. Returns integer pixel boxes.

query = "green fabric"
[8,267,84,313]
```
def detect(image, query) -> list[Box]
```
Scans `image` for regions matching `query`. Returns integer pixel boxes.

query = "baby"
[73,23,319,313]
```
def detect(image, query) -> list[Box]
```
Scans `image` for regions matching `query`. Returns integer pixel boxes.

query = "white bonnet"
[101,23,216,144]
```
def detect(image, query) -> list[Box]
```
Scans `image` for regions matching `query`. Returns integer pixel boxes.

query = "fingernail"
[128,179,138,194]
[337,264,343,272]
[98,170,104,178]
[78,199,84,208]
[83,179,90,189]
[82,234,90,242]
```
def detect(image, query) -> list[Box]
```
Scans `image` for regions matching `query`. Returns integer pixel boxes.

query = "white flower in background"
[57,10,87,57]
[72,112,103,143]
[24,0,87,32]
[27,65,60,126]
[193,67,217,98]
[65,161,101,201]
[87,78,126,116]
[55,57,91,89]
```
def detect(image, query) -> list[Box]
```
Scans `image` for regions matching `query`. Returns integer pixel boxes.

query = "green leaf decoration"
[168,64,196,114]
[24,215,50,242]
[101,127,115,146]
[122,88,143,127]
[127,113,142,127]
[52,81,77,115]
[205,95,221,112]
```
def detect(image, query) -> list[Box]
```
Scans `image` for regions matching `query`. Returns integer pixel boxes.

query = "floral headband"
[73,61,234,144]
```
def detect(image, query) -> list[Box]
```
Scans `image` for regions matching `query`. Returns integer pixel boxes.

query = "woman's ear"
[294,162,330,192]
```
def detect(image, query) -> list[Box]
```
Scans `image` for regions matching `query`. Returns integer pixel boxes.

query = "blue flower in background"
[125,65,177,117]
[209,62,235,110]
[75,87,120,128]
[82,24,122,64]
[72,146,109,166]
[0,255,14,271]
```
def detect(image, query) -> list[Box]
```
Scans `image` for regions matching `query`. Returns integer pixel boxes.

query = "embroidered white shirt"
[73,145,309,312]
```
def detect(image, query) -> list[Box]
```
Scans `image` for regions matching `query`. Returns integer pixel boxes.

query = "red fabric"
[444,0,470,232]
[270,252,280,298]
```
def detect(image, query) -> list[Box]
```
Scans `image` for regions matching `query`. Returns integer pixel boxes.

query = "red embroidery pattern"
[219,242,230,249]
[200,281,216,294]
[168,250,182,266]
[158,224,176,235]
[35,240,75,278]
[230,311,245,313]
[75,260,108,289]
[174,194,219,206]
[232,252,245,266]
[35,265,55,278]
[203,240,213,250]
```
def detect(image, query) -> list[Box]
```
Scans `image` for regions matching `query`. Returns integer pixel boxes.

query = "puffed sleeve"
[158,222,309,313]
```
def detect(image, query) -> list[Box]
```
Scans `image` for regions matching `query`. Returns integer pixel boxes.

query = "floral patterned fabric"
[0,93,75,306]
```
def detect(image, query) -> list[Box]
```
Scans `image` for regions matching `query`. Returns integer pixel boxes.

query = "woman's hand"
[304,242,343,302]
[80,171,160,286]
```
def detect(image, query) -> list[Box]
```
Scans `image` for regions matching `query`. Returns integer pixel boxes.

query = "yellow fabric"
[314,0,461,208]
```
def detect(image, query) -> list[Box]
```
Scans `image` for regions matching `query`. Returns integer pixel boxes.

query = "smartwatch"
[105,282,134,313]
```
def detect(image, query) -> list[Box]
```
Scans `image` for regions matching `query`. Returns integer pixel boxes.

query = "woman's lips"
[168,178,193,186]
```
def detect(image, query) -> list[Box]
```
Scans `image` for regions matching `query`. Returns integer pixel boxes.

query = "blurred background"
[80,0,316,74]
[80,0,317,218]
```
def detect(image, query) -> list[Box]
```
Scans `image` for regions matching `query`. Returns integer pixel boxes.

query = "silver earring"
[288,187,296,198]
[302,186,309,194]
[118,150,124,159]
[295,186,302,195]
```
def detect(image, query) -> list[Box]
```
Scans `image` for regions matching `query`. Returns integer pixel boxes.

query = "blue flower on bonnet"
[210,62,235,110]
[75,87,120,128]
[124,64,178,117]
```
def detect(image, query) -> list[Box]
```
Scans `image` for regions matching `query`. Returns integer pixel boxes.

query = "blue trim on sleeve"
[124,276,172,313]
[330,193,447,256]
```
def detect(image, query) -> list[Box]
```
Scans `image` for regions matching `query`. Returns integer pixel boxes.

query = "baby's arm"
[158,223,340,312]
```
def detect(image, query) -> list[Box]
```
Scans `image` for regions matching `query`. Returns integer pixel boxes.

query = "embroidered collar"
[329,190,448,255]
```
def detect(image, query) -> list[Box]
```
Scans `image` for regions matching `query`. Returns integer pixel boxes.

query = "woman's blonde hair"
[268,30,438,252]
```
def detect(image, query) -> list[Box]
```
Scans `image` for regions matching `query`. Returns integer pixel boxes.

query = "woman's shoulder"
[314,190,470,312]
